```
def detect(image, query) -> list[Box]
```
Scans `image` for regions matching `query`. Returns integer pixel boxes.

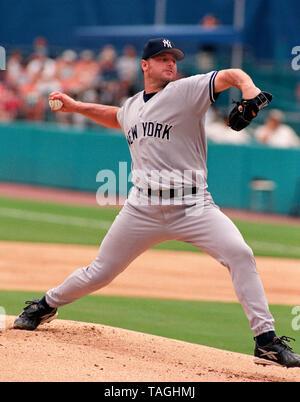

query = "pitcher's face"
[142,52,177,88]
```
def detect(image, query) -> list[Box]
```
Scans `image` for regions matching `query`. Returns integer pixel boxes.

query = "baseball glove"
[228,91,273,131]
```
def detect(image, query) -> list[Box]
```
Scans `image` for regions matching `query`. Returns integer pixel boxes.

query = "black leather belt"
[137,187,198,199]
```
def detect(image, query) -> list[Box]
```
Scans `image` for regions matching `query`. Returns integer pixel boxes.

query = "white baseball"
[49,99,63,111]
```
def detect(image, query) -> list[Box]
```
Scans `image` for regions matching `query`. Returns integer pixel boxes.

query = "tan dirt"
[1,241,300,382]
[2,316,300,382]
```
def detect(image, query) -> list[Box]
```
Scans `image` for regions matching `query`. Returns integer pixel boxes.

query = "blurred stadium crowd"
[0,36,300,148]
[0,37,143,127]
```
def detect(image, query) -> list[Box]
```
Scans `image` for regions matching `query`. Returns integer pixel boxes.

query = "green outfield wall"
[1,121,300,215]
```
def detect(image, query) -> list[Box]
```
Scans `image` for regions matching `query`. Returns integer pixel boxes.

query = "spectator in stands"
[21,84,47,120]
[196,14,220,72]
[116,44,139,84]
[73,49,99,92]
[55,49,78,92]
[26,47,56,82]
[0,80,23,121]
[33,36,49,57]
[254,109,300,148]
[97,44,119,83]
[5,50,24,88]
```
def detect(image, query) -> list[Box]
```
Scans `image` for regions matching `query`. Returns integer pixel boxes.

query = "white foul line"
[249,241,300,255]
[0,207,299,255]
[0,207,112,230]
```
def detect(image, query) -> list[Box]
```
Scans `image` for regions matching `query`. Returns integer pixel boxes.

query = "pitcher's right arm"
[49,91,121,130]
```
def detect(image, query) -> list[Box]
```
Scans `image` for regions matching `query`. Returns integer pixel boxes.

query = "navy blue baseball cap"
[142,38,184,61]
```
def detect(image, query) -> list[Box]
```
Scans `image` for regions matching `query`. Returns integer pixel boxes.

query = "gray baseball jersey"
[117,71,218,192]
[46,71,275,337]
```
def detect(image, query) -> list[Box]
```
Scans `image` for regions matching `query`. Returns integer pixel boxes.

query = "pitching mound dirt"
[1,316,300,382]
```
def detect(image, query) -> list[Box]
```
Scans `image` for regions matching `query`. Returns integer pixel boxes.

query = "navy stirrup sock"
[255,331,277,346]
[39,296,53,312]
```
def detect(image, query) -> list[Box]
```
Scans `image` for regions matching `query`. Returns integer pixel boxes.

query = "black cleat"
[254,336,300,368]
[14,299,58,331]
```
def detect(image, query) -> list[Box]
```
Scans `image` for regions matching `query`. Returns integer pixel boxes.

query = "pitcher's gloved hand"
[228,91,273,131]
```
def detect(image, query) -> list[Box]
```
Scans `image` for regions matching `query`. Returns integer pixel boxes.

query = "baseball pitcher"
[14,38,300,368]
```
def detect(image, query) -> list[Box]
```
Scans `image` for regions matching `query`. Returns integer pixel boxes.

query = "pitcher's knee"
[240,243,254,260]
[84,256,124,288]
[225,241,255,266]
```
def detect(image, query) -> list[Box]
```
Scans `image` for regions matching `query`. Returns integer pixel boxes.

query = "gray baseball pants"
[46,188,275,336]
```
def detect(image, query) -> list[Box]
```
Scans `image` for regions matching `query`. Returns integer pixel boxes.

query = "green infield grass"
[0,196,300,258]
[1,290,299,356]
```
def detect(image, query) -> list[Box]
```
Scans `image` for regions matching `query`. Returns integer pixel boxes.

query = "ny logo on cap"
[162,39,172,48]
